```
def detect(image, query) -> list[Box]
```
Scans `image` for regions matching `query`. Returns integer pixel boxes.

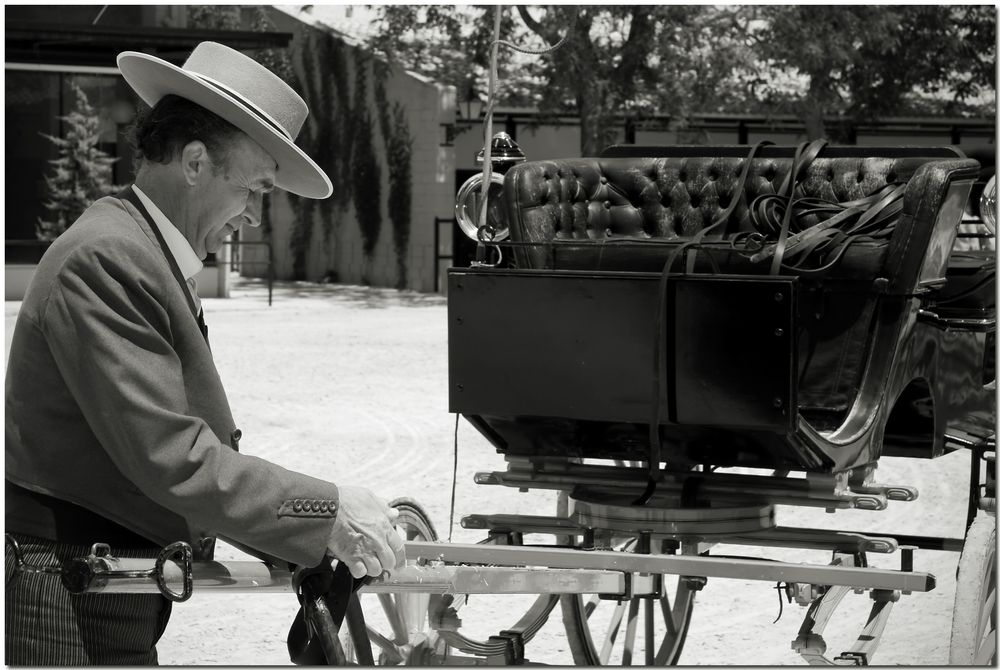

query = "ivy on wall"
[375,66,413,290]
[243,11,417,286]
[320,35,354,242]
[250,8,295,248]
[350,54,383,279]
[285,42,317,280]
[284,23,371,280]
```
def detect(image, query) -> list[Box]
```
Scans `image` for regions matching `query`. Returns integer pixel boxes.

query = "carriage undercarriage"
[10,434,992,666]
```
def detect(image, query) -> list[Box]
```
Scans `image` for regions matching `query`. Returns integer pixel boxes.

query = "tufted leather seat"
[502,152,969,284]
[499,147,980,423]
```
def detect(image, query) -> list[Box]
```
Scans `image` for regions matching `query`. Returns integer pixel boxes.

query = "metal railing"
[5,239,51,264]
[224,240,274,306]
[434,217,456,293]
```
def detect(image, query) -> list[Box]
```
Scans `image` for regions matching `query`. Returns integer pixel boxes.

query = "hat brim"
[117,51,332,199]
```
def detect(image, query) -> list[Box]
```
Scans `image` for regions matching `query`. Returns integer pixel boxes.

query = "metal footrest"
[475,458,920,511]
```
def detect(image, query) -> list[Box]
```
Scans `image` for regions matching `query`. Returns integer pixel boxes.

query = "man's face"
[193,135,276,259]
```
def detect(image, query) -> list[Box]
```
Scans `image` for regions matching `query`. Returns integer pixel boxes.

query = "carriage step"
[476,465,894,511]
[848,484,918,502]
[462,513,901,554]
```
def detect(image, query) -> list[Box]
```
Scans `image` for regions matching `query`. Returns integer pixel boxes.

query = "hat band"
[193,72,294,141]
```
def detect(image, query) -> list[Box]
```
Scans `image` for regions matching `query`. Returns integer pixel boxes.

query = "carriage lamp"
[459,94,485,120]
[980,174,996,235]
[455,132,526,244]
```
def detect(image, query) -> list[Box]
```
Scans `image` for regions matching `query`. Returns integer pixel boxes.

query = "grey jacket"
[6,194,338,567]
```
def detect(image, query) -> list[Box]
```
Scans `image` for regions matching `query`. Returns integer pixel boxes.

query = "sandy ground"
[3,277,982,665]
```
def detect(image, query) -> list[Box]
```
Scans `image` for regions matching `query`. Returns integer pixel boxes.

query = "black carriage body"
[448,146,996,474]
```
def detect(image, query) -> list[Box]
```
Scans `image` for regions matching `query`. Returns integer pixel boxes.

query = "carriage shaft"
[58,559,648,598]
[55,543,935,597]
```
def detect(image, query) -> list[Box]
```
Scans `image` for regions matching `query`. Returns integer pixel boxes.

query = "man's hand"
[327,486,406,579]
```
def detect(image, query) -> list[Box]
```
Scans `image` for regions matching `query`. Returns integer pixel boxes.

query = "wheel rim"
[342,499,452,665]
[974,550,997,665]
[950,514,997,665]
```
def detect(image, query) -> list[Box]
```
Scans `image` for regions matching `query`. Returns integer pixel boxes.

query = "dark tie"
[186,277,209,342]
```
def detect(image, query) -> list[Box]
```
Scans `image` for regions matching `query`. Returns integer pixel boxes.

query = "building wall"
[240,13,456,293]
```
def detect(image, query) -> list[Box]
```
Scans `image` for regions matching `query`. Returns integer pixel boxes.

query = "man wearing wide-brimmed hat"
[5,42,403,664]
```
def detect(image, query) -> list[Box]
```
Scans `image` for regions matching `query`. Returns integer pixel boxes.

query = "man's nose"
[243,191,264,228]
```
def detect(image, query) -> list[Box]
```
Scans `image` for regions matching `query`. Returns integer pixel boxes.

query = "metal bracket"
[600,572,634,601]
[487,629,526,665]
[155,542,194,602]
[5,534,63,584]
[60,541,194,602]
[834,650,869,665]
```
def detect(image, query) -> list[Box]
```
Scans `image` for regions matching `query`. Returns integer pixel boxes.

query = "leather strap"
[740,141,906,276]
[287,558,371,665]
[117,187,208,342]
[637,142,770,504]
[768,139,829,274]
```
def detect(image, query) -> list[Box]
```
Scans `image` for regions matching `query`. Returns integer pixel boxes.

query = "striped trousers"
[5,533,172,665]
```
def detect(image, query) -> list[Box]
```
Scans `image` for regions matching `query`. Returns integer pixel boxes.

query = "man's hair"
[129,95,242,173]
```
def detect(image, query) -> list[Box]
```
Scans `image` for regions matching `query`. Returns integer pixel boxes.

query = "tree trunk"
[578,86,613,157]
[802,105,827,141]
[800,73,834,140]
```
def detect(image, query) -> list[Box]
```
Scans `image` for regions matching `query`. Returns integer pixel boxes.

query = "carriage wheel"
[560,463,698,666]
[561,558,696,665]
[950,513,997,665]
[340,498,453,665]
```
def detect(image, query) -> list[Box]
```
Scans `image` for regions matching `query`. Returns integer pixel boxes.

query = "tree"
[37,82,119,241]
[187,6,241,30]
[367,5,751,155]
[748,5,997,139]
[367,5,995,147]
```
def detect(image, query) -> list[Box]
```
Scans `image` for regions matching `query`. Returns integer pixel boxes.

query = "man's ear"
[180,141,210,186]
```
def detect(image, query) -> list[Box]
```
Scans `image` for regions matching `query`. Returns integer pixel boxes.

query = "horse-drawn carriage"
[8,140,995,665]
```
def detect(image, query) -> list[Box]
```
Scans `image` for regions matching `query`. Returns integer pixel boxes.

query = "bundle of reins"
[637,139,907,504]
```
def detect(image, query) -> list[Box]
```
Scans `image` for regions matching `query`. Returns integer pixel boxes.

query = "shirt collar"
[132,185,203,281]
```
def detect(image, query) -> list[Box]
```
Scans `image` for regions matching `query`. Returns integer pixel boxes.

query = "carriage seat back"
[501,148,978,295]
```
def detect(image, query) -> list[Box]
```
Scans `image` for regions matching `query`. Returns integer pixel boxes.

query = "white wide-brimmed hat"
[117,41,332,199]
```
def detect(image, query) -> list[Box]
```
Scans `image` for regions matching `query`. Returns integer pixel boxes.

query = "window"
[5,68,136,245]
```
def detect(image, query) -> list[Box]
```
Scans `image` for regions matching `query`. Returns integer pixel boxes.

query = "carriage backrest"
[501,146,978,294]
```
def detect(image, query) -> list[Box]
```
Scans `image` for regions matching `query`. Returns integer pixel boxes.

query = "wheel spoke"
[621,598,641,666]
[365,627,404,665]
[657,584,694,665]
[977,587,996,643]
[378,593,409,645]
[599,601,628,665]
[584,594,601,619]
[660,588,678,637]
[644,598,655,666]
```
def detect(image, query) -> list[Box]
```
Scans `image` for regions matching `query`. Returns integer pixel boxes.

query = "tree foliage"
[37,82,119,241]
[749,5,997,139]
[367,4,996,148]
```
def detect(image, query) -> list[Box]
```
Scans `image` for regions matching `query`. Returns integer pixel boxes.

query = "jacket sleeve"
[39,238,338,568]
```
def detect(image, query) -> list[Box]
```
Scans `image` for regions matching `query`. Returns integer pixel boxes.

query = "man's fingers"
[345,559,368,580]
[387,528,406,567]
[360,552,382,578]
